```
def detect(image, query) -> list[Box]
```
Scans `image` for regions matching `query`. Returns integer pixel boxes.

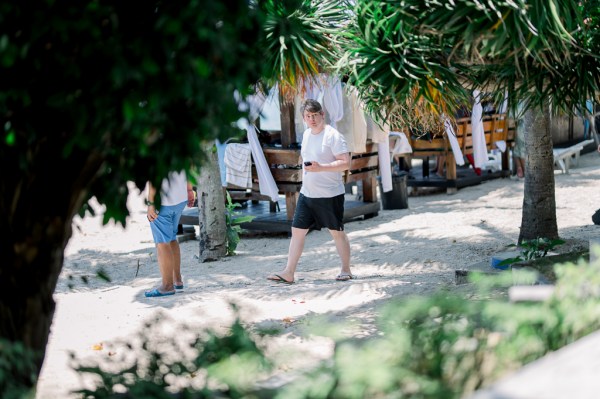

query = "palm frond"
[259,0,350,101]
[333,0,600,129]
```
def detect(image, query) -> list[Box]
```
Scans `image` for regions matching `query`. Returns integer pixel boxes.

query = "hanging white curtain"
[443,116,465,166]
[247,125,280,202]
[471,90,488,168]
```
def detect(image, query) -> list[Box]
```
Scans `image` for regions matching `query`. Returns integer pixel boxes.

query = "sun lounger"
[553,139,594,174]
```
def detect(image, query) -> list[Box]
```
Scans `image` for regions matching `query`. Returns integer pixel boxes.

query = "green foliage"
[0,0,270,385]
[225,192,255,256]
[0,339,38,399]
[337,0,468,131]
[259,0,348,99]
[0,0,268,225]
[498,237,566,267]
[282,257,600,399]
[73,257,600,398]
[335,0,600,129]
[74,313,270,399]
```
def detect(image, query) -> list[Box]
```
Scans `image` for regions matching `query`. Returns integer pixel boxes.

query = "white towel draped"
[443,117,465,166]
[225,143,252,188]
[378,138,393,193]
[337,86,367,153]
[247,125,280,202]
[322,75,343,128]
[390,132,412,155]
[471,91,488,168]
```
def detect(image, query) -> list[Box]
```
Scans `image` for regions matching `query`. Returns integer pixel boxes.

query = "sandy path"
[36,152,600,398]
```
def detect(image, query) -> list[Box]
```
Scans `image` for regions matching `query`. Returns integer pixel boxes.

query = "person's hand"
[147,205,158,222]
[304,161,320,172]
[187,189,195,207]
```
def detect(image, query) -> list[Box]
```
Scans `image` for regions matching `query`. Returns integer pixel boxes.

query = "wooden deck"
[406,162,511,190]
[180,197,380,234]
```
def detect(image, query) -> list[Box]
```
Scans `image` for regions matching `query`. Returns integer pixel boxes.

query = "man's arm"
[146,183,158,221]
[187,182,195,207]
[304,152,351,172]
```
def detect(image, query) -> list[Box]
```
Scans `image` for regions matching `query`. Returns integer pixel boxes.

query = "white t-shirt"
[301,125,348,198]
[160,171,188,206]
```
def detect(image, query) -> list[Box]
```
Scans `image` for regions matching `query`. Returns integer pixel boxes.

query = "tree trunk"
[0,221,66,387]
[519,106,559,242]
[0,152,101,389]
[197,141,227,262]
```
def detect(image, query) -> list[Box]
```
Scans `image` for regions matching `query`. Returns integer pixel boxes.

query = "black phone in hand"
[304,161,312,166]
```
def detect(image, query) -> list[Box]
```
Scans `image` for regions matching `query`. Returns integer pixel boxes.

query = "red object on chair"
[465,154,482,176]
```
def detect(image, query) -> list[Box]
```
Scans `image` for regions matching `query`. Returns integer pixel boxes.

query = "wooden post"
[445,152,457,181]
[502,149,510,173]
[285,192,299,220]
[362,176,378,202]
[279,88,298,220]
[279,91,296,147]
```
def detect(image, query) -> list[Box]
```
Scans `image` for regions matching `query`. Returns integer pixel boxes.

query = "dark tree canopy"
[1,0,266,223]
[0,0,269,387]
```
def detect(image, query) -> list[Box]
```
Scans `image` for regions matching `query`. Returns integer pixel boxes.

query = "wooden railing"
[408,114,515,186]
[227,142,380,220]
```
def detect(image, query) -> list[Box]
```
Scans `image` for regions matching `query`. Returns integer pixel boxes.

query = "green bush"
[225,192,255,256]
[0,339,38,399]
[280,256,599,398]
[73,313,270,398]
[74,256,600,398]
[498,237,566,267]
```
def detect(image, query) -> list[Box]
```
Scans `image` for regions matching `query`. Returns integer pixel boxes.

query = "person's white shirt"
[300,125,348,198]
[160,171,188,206]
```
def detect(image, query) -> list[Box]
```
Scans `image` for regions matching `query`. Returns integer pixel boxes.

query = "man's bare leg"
[156,242,175,292]
[330,229,351,276]
[516,157,525,178]
[170,240,183,286]
[267,227,308,282]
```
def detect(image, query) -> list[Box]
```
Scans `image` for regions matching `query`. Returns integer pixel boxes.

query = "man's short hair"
[301,99,323,114]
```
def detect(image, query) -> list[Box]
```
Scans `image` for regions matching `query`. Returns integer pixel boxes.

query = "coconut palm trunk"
[197,142,227,262]
[519,106,559,242]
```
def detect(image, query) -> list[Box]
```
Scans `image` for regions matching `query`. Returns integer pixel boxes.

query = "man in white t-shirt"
[267,99,354,284]
[145,171,195,297]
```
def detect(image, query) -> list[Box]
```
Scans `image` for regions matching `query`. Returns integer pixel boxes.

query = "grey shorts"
[292,193,344,231]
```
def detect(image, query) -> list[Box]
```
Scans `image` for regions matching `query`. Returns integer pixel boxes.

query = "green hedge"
[6,256,595,398]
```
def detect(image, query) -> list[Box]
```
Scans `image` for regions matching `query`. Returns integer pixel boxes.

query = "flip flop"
[144,288,176,298]
[267,274,295,285]
[174,283,184,290]
[335,273,355,281]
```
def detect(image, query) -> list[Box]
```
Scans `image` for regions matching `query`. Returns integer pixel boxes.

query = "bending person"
[145,171,194,297]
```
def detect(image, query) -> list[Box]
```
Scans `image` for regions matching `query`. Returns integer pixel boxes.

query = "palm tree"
[334,0,600,241]
[196,142,228,262]
[260,0,347,100]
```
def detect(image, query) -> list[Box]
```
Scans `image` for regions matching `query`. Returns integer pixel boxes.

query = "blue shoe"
[144,288,176,298]
[174,283,184,290]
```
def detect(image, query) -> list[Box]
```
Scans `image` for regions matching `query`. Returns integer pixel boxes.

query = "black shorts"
[292,193,345,231]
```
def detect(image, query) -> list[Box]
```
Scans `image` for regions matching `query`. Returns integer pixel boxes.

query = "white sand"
[36,152,600,398]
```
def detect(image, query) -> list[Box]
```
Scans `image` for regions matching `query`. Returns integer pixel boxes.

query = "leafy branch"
[225,192,256,256]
